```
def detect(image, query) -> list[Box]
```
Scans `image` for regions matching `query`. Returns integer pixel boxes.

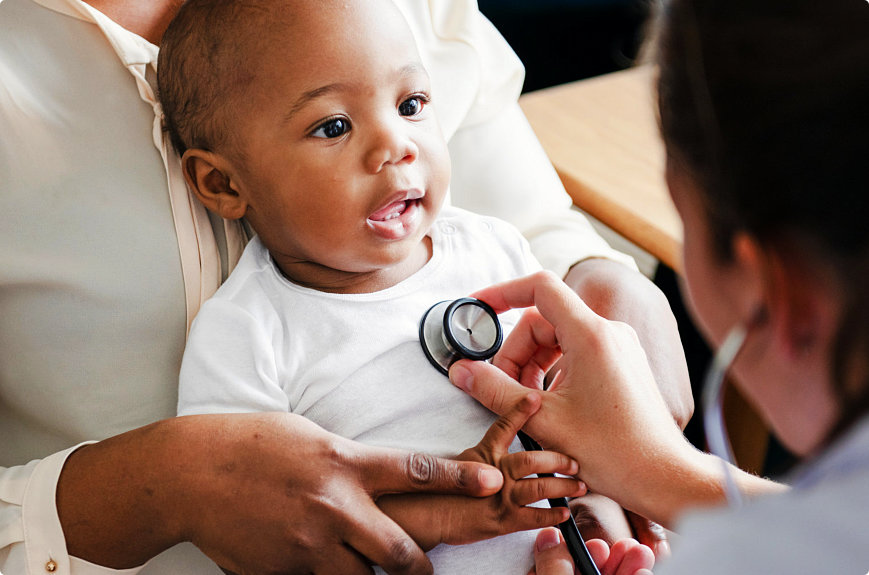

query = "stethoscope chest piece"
[419,298,503,375]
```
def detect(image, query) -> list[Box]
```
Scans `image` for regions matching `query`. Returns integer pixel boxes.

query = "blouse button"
[45,559,58,572]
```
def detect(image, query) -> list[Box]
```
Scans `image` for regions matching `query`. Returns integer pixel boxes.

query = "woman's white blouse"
[0,0,633,572]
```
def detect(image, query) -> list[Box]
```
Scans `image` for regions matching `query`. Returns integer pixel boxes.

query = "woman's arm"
[55,413,504,574]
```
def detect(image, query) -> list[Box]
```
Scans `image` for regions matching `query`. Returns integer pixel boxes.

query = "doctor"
[450,0,869,573]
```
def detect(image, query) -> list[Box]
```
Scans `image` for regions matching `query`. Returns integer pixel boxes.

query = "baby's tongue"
[369,200,406,221]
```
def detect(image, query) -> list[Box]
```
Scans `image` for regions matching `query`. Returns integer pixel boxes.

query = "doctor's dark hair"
[651,0,869,439]
[157,0,273,157]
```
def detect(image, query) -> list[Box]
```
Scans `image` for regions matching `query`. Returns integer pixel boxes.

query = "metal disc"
[419,300,454,375]
[446,300,500,356]
[419,298,503,375]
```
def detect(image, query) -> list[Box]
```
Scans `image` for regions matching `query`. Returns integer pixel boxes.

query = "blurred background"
[478,0,651,92]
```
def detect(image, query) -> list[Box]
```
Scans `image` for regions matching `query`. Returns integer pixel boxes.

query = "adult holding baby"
[0,0,688,573]
[450,0,869,572]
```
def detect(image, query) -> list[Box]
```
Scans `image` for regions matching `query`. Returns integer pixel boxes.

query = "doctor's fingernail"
[449,364,473,392]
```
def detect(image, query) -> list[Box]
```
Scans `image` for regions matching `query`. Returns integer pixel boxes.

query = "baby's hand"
[439,394,586,545]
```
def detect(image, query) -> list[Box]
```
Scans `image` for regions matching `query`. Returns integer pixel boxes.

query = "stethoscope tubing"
[518,431,601,575]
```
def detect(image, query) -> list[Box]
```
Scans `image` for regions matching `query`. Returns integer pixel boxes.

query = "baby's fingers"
[511,477,586,506]
[504,505,572,535]
[473,393,542,463]
[501,449,579,480]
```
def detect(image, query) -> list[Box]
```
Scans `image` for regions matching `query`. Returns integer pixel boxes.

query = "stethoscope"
[419,298,602,575]
[420,296,754,568]
[701,321,751,508]
[419,298,504,374]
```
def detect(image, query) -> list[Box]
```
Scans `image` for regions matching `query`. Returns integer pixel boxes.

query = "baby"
[160,0,580,572]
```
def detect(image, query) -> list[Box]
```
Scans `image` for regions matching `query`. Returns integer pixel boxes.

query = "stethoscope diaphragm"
[419,297,503,375]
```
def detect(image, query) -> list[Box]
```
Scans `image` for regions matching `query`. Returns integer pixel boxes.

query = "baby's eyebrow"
[283,83,349,124]
[282,62,429,124]
[397,62,427,79]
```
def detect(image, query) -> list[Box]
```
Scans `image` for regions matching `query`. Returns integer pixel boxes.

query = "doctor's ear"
[732,233,837,361]
[181,148,247,220]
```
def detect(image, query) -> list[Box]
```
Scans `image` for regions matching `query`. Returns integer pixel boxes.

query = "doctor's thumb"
[449,359,530,417]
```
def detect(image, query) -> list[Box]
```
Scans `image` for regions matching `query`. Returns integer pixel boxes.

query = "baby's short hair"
[158,0,271,156]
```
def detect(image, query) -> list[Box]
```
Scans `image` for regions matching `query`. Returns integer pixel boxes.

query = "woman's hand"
[58,412,505,574]
[529,528,655,575]
[448,271,708,527]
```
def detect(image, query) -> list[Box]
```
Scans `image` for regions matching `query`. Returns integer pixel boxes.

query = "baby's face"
[226,0,450,291]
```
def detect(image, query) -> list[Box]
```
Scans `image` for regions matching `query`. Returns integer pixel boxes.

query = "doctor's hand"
[449,271,699,527]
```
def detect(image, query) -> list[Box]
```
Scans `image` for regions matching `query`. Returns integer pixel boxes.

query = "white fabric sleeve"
[448,102,638,278]
[0,444,143,575]
[177,299,289,416]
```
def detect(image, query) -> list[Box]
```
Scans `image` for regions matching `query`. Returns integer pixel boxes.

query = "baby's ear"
[181,149,247,220]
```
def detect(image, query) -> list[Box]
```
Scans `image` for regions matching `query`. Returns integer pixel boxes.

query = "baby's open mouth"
[366,191,424,240]
[368,198,419,222]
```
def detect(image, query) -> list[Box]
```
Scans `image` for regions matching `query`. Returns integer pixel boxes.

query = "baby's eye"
[398,95,427,117]
[311,118,350,139]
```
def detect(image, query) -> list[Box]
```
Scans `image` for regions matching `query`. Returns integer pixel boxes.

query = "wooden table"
[522,67,772,473]
[519,65,683,273]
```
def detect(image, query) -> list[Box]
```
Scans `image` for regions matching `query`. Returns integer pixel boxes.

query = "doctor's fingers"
[472,271,598,338]
[450,358,539,420]
[492,307,562,389]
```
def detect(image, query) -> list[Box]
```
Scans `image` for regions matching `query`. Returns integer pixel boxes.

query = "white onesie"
[179,206,543,573]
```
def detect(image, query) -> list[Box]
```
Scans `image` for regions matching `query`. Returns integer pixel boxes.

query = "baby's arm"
[377,394,585,550]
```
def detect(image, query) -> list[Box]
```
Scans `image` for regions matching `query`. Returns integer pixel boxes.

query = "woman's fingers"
[342,499,431,575]
[356,441,504,497]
